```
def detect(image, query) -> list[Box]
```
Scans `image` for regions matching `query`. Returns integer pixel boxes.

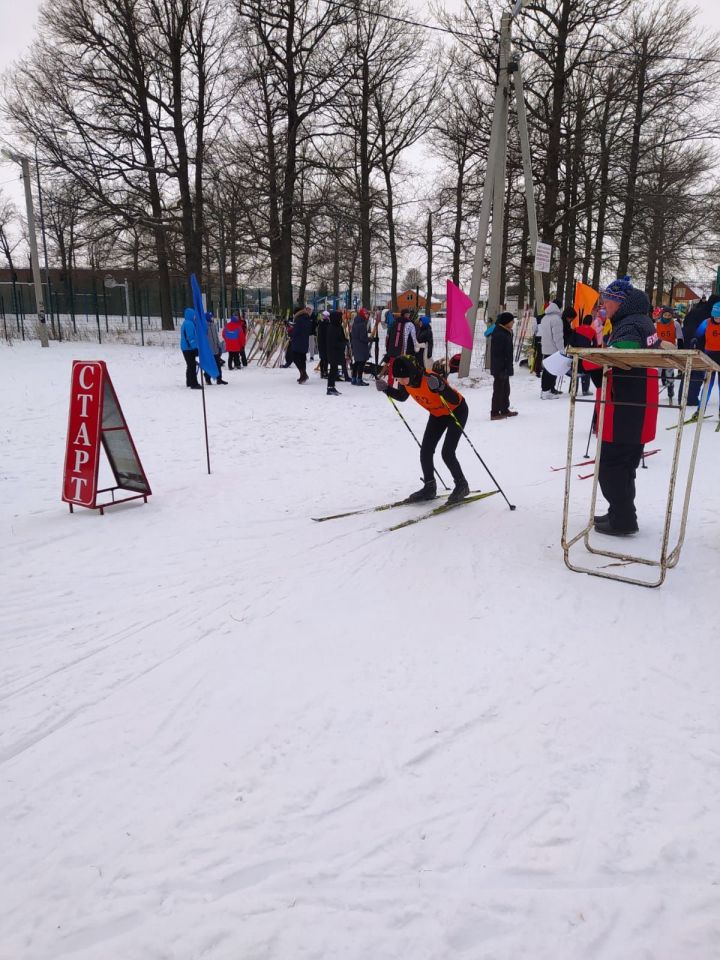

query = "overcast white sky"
[1,0,719,254]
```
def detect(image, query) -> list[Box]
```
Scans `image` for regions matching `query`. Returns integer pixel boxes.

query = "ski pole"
[439,397,516,510]
[387,395,450,490]
[583,409,596,459]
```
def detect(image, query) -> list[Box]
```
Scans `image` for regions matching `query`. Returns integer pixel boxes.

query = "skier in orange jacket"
[375,354,469,504]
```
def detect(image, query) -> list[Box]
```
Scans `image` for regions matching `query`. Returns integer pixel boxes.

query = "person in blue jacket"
[180,307,201,389]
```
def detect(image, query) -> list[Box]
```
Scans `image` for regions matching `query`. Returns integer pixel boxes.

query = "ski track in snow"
[1,341,720,960]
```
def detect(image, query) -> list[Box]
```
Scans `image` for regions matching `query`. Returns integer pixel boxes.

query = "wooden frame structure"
[561,348,720,588]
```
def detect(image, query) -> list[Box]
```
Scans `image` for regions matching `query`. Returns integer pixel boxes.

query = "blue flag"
[190,273,219,380]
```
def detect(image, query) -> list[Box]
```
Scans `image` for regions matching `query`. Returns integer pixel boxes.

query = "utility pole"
[3,149,49,347]
[459,2,540,378]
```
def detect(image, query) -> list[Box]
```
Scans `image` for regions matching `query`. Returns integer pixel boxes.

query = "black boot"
[406,479,437,503]
[447,478,470,504]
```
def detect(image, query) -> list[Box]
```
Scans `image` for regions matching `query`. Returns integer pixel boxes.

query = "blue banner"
[190,273,219,380]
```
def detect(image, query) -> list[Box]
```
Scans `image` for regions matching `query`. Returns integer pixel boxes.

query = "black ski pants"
[598,440,643,531]
[327,360,349,387]
[292,351,307,377]
[420,399,468,485]
[491,375,511,415]
[204,353,224,384]
[183,348,199,387]
[228,351,242,370]
[352,360,365,379]
[541,364,557,393]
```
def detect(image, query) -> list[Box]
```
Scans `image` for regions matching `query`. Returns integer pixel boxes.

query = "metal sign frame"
[561,348,719,588]
[62,360,151,515]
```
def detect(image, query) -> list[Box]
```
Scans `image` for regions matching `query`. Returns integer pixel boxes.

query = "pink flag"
[446,280,474,349]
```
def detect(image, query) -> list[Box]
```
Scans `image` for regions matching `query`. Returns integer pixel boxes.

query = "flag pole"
[190,272,219,476]
[200,373,211,475]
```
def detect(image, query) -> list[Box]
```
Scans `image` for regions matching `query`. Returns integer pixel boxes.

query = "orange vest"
[705,320,720,353]
[656,320,676,344]
[405,373,462,417]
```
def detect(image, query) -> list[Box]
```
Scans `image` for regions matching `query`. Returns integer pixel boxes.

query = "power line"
[318,0,486,42]
[318,0,720,66]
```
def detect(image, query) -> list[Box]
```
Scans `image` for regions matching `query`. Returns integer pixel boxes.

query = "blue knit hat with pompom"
[602,275,633,303]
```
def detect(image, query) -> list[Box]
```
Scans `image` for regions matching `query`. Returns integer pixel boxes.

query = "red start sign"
[62,361,151,514]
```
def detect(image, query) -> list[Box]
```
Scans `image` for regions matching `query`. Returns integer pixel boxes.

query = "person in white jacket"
[539,300,565,398]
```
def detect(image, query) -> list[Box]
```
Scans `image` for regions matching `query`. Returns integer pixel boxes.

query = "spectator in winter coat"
[238,311,249,366]
[561,306,577,346]
[309,313,318,360]
[317,310,330,378]
[289,305,312,383]
[540,300,565,398]
[204,313,227,385]
[591,277,660,536]
[682,293,720,405]
[415,316,434,369]
[694,300,720,411]
[223,314,247,370]
[655,306,683,403]
[350,309,370,385]
[326,310,349,395]
[180,307,201,389]
[385,308,419,363]
[489,312,517,420]
[569,313,597,395]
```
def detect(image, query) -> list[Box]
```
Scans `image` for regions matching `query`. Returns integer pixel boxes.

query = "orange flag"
[574,281,599,324]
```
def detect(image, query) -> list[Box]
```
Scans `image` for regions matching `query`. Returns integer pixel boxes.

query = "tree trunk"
[359,55,372,308]
[617,38,648,277]
[539,0,572,257]
[332,224,340,300]
[452,151,466,286]
[298,216,311,303]
[518,206,529,310]
[382,163,398,310]
[425,210,433,318]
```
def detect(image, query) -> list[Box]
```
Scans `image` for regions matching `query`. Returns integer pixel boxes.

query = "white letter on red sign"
[73,449,90,473]
[77,394,93,418]
[70,477,88,499]
[73,422,91,446]
[78,365,96,390]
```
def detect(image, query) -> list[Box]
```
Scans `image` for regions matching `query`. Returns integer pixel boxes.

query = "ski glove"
[375,378,389,392]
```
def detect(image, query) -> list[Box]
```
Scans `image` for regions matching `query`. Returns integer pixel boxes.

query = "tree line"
[1,0,719,330]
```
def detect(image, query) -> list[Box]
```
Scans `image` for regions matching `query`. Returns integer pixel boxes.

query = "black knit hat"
[497,312,515,327]
[391,355,419,378]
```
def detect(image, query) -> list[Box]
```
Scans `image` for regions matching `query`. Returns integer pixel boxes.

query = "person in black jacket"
[415,316,434,368]
[317,310,330,378]
[326,310,349,396]
[489,312,517,420]
[289,305,311,383]
[590,278,660,536]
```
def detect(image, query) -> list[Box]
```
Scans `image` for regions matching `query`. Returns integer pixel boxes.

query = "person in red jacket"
[222,314,247,370]
[569,312,597,396]
[590,278,660,537]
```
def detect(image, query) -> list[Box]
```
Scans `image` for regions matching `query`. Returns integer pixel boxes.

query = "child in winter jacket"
[489,312,517,420]
[223,314,247,370]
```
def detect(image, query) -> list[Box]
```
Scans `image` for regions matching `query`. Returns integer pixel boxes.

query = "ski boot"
[447,478,470,504]
[405,479,437,503]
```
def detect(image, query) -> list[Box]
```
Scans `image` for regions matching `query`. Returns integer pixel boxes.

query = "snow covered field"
[2,340,720,960]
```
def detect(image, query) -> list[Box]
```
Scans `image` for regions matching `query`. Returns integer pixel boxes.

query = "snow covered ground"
[2,340,719,960]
